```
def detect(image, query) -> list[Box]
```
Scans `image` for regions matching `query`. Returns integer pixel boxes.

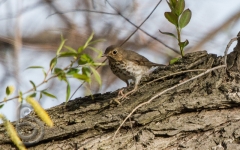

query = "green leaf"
[175,0,185,15]
[66,68,79,75]
[50,57,57,71]
[78,54,93,65]
[78,59,87,65]
[166,1,174,12]
[39,92,43,100]
[170,58,179,64]
[78,45,84,53]
[64,45,77,53]
[179,9,192,29]
[58,52,77,58]
[73,74,90,82]
[90,67,101,85]
[179,39,189,49]
[58,73,66,81]
[57,38,67,55]
[26,66,44,69]
[54,68,66,81]
[42,69,47,78]
[159,30,177,39]
[82,67,91,77]
[164,12,178,26]
[54,68,63,74]
[42,91,57,99]
[0,104,4,109]
[88,46,103,58]
[83,32,94,49]
[6,86,10,95]
[169,0,177,7]
[6,86,14,96]
[88,39,106,46]
[60,34,64,42]
[29,92,37,97]
[65,80,70,102]
[30,80,37,91]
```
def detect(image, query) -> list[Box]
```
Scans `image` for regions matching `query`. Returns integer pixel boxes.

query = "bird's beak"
[102,54,108,57]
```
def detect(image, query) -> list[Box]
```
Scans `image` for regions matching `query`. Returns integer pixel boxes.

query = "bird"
[104,45,165,99]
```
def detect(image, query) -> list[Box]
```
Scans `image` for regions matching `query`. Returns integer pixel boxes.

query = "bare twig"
[106,0,179,54]
[49,1,179,54]
[106,0,163,46]
[47,9,119,18]
[113,65,226,139]
[44,0,75,28]
[224,36,240,66]
[139,69,207,90]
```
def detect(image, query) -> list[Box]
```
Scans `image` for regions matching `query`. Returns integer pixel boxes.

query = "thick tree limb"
[1,33,240,150]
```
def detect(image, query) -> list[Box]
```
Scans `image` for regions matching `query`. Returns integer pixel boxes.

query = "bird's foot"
[118,88,137,102]
[118,89,130,99]
[121,88,136,99]
[112,87,137,105]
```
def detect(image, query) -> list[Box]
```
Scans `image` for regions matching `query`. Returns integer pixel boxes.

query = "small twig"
[106,0,163,46]
[106,0,179,54]
[47,9,119,18]
[224,35,240,66]
[113,65,226,139]
[139,69,207,90]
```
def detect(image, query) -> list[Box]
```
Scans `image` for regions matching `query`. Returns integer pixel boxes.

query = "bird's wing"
[124,50,165,66]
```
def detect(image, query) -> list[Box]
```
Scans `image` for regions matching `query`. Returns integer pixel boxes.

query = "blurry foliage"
[0,33,104,145]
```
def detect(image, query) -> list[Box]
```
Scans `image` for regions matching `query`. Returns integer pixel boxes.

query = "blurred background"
[0,0,240,121]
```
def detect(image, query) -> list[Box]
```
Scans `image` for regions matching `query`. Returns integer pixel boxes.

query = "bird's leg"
[118,89,125,97]
[113,80,129,104]
[120,84,138,100]
[119,76,141,100]
[117,80,129,97]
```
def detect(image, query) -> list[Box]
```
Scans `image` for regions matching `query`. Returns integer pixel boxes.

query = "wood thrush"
[104,45,165,99]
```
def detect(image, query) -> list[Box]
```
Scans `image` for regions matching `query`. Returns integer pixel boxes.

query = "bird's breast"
[109,60,149,80]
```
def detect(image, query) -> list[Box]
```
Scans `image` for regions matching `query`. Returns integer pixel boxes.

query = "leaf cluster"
[50,33,104,101]
[0,33,104,146]
[160,0,192,63]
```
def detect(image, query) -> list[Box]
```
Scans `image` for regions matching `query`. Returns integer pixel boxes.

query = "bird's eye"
[112,50,118,55]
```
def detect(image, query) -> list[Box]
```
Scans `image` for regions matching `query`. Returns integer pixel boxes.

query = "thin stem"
[177,27,183,56]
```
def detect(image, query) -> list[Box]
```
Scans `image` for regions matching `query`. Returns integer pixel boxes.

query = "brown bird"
[104,45,165,99]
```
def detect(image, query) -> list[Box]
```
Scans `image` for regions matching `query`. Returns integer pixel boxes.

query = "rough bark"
[1,33,240,150]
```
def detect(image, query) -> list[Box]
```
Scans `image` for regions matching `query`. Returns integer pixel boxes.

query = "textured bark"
[1,33,240,150]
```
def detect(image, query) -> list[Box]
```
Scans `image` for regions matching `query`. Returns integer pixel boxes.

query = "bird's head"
[103,45,123,61]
